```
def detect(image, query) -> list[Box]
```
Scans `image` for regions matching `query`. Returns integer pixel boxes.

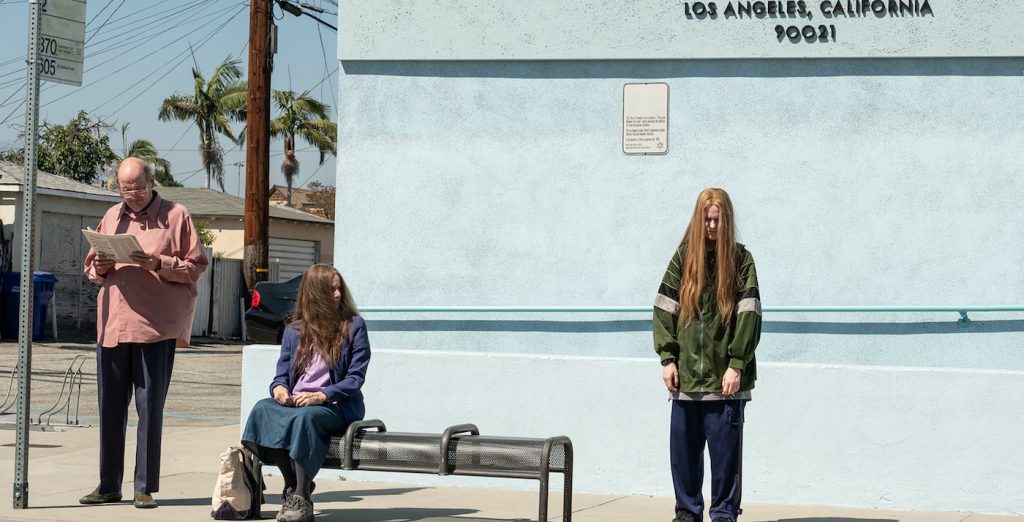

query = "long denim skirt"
[241,398,349,478]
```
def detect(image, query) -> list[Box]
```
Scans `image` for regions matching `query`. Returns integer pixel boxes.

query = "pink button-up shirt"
[84,192,208,348]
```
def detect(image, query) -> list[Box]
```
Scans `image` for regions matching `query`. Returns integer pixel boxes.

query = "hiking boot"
[133,492,158,509]
[672,511,697,522]
[78,490,122,504]
[276,493,313,522]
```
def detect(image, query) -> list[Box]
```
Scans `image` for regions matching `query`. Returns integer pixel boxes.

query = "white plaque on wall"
[623,83,669,155]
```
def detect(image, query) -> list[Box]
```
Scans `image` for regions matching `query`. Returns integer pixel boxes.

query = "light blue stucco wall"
[324,58,1024,513]
[334,58,1024,362]
[241,347,1024,515]
[320,13,1024,513]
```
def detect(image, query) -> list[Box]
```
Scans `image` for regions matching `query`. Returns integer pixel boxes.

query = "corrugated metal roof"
[0,160,121,200]
[156,187,333,224]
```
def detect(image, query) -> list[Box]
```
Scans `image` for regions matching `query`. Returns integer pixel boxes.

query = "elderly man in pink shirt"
[79,157,208,509]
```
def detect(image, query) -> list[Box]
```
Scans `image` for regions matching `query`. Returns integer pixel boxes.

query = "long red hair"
[677,188,739,326]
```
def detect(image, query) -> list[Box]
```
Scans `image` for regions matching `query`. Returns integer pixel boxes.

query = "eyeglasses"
[120,187,149,197]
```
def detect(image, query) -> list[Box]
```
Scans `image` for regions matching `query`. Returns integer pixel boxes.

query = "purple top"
[269,317,370,422]
[292,352,331,395]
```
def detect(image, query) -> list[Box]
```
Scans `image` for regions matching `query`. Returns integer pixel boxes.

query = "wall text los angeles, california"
[683,0,935,44]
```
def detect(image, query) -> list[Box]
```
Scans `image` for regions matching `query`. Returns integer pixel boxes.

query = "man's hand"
[293,391,328,407]
[662,362,679,393]
[272,385,293,406]
[130,250,161,271]
[93,256,116,276]
[721,367,742,396]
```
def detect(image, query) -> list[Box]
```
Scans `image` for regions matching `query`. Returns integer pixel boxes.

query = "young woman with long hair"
[653,188,762,522]
[242,263,370,522]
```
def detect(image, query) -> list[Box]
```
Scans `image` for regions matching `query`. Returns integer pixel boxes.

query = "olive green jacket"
[653,244,762,393]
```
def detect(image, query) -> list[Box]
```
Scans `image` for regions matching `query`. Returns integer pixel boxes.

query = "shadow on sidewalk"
[313,487,427,503]
[151,496,217,507]
[311,508,526,522]
[22,496,212,510]
[775,518,897,522]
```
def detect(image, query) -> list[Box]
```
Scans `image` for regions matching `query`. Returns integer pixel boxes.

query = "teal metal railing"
[360,305,1024,324]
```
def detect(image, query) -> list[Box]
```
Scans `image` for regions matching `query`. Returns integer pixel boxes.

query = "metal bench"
[322,419,574,521]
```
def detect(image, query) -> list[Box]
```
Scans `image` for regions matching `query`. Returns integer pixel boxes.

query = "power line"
[0,96,24,127]
[85,0,210,50]
[84,0,127,45]
[0,0,217,91]
[85,0,118,30]
[175,166,207,184]
[1,2,244,127]
[0,0,221,102]
[314,5,336,104]
[297,157,327,189]
[78,2,229,75]
[167,122,196,152]
[0,0,118,77]
[309,64,339,93]
[97,4,248,116]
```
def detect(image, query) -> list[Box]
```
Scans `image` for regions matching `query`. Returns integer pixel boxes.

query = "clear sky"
[0,0,340,197]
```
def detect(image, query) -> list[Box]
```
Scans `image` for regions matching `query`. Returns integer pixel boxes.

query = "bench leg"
[563,445,573,522]
[562,471,573,521]
[539,472,549,521]
[538,471,574,521]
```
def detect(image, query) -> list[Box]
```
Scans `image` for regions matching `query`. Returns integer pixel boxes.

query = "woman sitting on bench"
[242,263,370,522]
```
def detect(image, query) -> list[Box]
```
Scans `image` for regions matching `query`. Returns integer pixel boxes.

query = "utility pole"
[244,0,273,293]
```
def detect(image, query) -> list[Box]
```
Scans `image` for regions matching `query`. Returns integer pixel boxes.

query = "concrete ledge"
[242,345,1024,515]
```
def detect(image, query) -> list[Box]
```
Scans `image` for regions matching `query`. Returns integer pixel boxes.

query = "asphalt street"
[0,335,244,431]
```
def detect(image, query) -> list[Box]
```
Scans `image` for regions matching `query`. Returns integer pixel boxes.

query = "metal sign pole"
[14,0,43,510]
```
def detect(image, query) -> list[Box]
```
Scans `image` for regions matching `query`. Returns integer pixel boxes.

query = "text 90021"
[776,24,837,43]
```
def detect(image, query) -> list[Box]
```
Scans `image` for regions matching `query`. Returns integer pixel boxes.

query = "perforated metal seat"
[325,431,440,471]
[322,419,574,521]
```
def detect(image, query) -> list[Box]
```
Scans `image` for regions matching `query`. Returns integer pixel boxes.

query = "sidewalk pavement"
[0,423,1019,522]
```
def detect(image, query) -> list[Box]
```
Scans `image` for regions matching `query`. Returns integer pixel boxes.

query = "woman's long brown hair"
[677,188,739,327]
[290,263,359,373]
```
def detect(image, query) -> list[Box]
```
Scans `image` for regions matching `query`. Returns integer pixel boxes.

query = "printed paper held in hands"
[82,229,143,264]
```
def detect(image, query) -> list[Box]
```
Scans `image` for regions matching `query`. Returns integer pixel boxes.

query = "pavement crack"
[571,495,629,514]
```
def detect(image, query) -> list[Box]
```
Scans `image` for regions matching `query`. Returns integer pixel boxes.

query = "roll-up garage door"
[268,238,320,281]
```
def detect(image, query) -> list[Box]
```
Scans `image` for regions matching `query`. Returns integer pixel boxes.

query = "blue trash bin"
[0,271,58,341]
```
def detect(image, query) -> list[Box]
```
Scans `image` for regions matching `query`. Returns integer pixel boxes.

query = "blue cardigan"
[268,316,370,423]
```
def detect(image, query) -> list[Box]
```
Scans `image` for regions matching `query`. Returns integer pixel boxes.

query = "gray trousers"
[96,339,175,494]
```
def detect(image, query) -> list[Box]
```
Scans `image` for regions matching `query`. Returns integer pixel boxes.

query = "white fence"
[192,249,245,339]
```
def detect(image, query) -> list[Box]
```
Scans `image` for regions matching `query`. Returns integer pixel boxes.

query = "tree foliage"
[270,90,337,204]
[159,57,247,191]
[194,219,216,246]
[120,123,180,187]
[0,149,24,163]
[37,111,119,185]
[306,181,336,221]
[104,123,181,189]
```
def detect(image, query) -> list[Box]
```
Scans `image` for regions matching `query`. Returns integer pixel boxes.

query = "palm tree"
[106,123,180,188]
[158,57,247,191]
[270,89,337,205]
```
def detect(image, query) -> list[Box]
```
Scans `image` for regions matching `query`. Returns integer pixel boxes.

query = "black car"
[244,275,301,344]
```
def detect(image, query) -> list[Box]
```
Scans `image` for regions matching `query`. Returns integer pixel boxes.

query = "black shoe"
[711,518,736,522]
[673,511,698,522]
[79,490,122,504]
